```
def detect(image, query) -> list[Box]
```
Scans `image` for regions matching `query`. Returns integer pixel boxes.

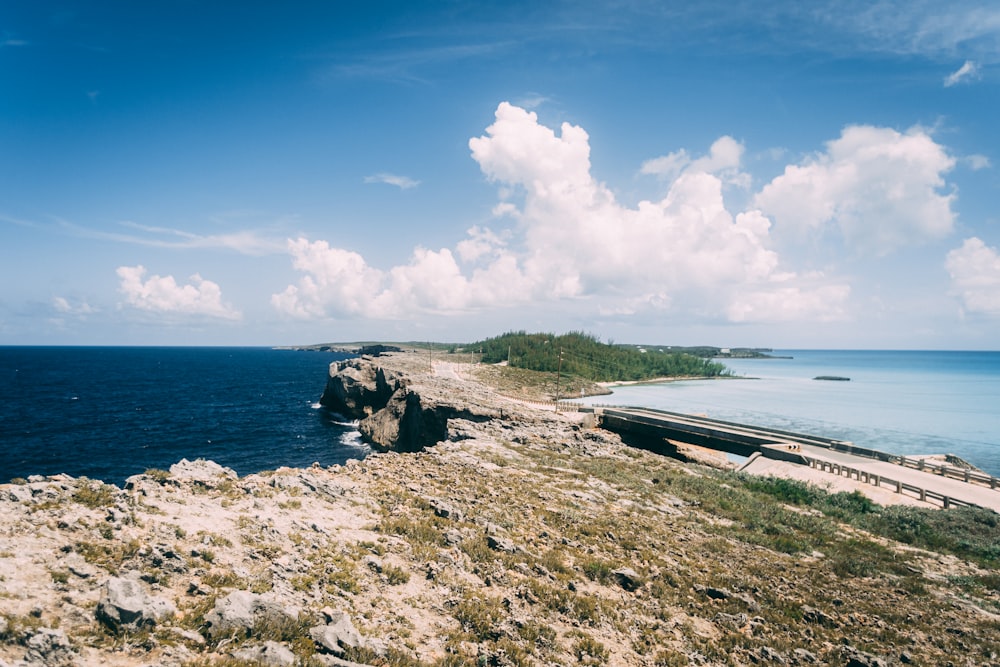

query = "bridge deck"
[590,406,1000,512]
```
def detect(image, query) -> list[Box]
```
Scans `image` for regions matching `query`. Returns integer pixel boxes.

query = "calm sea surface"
[0,347,366,485]
[582,350,1000,477]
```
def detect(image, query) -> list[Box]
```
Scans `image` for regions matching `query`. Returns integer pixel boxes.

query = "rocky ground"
[1,352,999,666]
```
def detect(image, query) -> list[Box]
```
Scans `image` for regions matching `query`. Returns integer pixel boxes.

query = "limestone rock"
[320,359,401,420]
[168,458,238,485]
[310,609,365,656]
[611,567,643,591]
[203,590,298,640]
[22,627,75,666]
[95,576,176,631]
[231,641,296,667]
[359,388,448,452]
[487,535,518,553]
[801,604,838,627]
[841,646,887,667]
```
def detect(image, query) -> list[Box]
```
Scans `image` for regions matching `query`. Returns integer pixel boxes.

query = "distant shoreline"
[596,374,755,390]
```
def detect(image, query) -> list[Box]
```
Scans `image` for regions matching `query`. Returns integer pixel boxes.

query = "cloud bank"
[273,102,965,328]
[117,265,242,320]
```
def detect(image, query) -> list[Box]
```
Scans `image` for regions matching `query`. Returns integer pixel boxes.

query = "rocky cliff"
[319,357,491,453]
[1,353,998,666]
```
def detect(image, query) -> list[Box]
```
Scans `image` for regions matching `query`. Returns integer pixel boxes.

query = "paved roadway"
[602,407,1000,512]
[798,444,1000,512]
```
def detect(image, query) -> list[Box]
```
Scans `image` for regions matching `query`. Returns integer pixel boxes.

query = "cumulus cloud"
[363,173,420,189]
[271,239,385,318]
[944,60,980,87]
[753,125,956,255]
[274,102,849,325]
[116,265,241,320]
[641,136,750,187]
[945,237,1000,316]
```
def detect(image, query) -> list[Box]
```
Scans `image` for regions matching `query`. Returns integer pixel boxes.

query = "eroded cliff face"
[319,357,478,452]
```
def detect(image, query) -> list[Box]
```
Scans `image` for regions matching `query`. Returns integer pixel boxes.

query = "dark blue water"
[584,350,1000,476]
[0,347,367,485]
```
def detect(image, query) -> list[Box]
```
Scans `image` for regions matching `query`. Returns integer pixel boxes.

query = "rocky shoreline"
[2,352,998,666]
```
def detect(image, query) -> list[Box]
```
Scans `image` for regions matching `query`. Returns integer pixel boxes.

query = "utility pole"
[555,347,563,408]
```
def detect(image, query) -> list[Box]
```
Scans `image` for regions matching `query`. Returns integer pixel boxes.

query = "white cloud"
[944,60,980,87]
[945,237,1000,316]
[53,296,97,316]
[966,154,991,170]
[753,125,956,255]
[274,102,848,325]
[363,173,420,189]
[271,239,385,318]
[641,136,749,187]
[116,265,242,320]
[61,218,285,255]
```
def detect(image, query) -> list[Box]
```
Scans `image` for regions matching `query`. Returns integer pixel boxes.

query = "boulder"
[231,641,296,666]
[168,458,238,484]
[95,576,176,631]
[310,609,380,657]
[203,590,298,640]
[429,499,463,522]
[487,535,518,553]
[611,567,643,591]
[23,627,75,666]
[841,646,887,667]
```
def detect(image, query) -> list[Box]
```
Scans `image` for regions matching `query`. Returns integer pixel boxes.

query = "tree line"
[465,331,729,382]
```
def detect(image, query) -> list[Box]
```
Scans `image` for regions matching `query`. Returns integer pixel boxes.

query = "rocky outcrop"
[320,357,488,452]
[203,590,299,640]
[95,576,176,631]
[319,358,402,420]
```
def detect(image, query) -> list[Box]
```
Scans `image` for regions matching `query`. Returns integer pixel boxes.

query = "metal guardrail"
[894,457,999,490]
[806,457,976,509]
[588,405,1000,493]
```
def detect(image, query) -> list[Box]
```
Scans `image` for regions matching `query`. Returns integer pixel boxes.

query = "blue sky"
[2,1,999,348]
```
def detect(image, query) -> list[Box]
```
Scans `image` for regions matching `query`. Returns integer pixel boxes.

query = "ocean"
[4,348,998,485]
[582,349,1000,477]
[0,347,366,485]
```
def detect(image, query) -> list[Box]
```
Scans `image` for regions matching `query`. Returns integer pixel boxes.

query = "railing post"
[943,497,951,509]
[919,488,926,501]
[917,460,924,471]
[895,480,902,493]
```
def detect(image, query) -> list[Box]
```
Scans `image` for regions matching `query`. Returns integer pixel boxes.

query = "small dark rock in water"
[813,375,850,381]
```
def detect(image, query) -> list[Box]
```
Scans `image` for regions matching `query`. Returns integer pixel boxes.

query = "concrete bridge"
[586,406,1000,513]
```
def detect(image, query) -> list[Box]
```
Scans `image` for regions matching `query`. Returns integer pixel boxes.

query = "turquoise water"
[582,350,1000,476]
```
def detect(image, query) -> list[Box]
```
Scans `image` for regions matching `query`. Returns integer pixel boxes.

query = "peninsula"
[1,351,997,666]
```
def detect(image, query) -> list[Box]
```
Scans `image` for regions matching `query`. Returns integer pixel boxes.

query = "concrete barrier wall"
[759,444,808,465]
